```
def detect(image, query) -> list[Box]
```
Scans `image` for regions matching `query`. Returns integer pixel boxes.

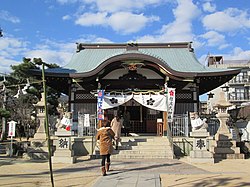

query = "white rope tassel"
[14,87,21,98]
[21,78,30,94]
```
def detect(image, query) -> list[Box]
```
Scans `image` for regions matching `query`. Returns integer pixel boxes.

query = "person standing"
[123,110,131,136]
[110,115,122,150]
[96,120,115,176]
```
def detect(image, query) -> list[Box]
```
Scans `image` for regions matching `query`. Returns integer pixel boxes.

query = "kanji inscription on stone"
[58,138,69,149]
[196,139,205,150]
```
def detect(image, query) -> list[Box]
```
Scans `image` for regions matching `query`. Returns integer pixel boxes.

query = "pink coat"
[111,117,122,141]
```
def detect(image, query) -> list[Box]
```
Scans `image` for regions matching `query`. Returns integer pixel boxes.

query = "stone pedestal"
[189,130,214,163]
[52,129,76,164]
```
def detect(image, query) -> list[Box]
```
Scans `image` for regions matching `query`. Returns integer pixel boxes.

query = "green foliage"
[0,108,11,118]
[10,58,38,81]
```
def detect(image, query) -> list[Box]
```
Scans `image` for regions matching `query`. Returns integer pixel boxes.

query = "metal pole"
[10,136,13,157]
[41,63,54,187]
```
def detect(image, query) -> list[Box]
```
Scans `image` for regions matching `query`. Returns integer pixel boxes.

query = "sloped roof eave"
[68,51,241,79]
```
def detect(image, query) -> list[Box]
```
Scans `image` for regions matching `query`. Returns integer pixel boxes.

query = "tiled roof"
[45,43,237,75]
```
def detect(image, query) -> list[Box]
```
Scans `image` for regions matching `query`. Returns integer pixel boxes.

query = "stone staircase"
[94,136,174,159]
[0,143,6,154]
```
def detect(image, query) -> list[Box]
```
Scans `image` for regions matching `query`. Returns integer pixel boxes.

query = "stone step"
[136,141,170,146]
[212,140,237,147]
[144,137,170,141]
[26,147,50,159]
[211,147,241,154]
[112,154,174,159]
[0,145,6,154]
[131,145,172,150]
[118,149,172,154]
[214,153,245,159]
[93,137,174,159]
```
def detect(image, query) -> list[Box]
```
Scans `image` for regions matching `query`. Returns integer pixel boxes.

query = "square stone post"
[53,129,76,164]
[189,129,214,163]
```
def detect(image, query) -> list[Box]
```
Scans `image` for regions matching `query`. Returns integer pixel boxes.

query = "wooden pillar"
[163,76,169,136]
[163,111,168,136]
[68,80,73,112]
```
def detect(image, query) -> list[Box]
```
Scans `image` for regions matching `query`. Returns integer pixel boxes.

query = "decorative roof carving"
[119,70,147,81]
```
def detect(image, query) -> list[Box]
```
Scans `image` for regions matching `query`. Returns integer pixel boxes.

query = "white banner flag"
[84,114,90,127]
[167,88,176,122]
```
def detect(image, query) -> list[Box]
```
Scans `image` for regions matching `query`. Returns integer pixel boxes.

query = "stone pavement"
[0,155,250,187]
[92,158,208,187]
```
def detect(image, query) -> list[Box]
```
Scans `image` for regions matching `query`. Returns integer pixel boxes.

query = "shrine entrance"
[103,95,165,134]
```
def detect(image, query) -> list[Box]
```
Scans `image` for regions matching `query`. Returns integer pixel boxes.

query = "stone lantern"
[211,90,244,161]
[214,91,232,140]
[33,92,47,140]
[27,93,50,159]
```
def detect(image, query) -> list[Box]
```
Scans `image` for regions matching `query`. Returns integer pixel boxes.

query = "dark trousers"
[124,127,130,136]
[101,154,111,166]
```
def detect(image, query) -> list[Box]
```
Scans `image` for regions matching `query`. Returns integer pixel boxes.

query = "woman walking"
[96,120,115,176]
[110,115,122,150]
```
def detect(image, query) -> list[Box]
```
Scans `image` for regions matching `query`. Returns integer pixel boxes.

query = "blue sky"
[0,1,250,83]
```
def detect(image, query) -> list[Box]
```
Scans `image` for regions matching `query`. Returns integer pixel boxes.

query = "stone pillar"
[189,130,214,163]
[52,129,76,164]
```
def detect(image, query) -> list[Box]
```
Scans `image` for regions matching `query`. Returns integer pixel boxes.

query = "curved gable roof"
[45,42,239,78]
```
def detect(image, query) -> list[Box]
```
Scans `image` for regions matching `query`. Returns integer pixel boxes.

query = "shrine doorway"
[105,98,162,134]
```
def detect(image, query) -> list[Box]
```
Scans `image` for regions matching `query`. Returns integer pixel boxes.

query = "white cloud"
[200,31,228,49]
[0,37,25,51]
[75,11,159,34]
[0,37,27,57]
[23,36,113,66]
[224,47,250,60]
[137,0,200,42]
[83,0,164,12]
[109,12,159,34]
[76,35,113,43]
[56,0,79,4]
[0,56,20,73]
[202,2,216,13]
[70,0,164,34]
[0,36,28,73]
[75,12,108,26]
[0,10,20,23]
[25,49,72,67]
[0,34,113,73]
[62,15,71,20]
[202,8,250,32]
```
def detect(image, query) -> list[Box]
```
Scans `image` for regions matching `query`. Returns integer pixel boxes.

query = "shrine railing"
[170,114,220,137]
[170,114,189,137]
[77,113,97,136]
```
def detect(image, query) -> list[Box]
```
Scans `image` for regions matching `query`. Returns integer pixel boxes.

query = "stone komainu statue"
[190,112,208,132]
[56,112,73,131]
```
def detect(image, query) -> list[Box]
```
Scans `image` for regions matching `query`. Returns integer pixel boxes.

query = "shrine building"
[32,42,240,135]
